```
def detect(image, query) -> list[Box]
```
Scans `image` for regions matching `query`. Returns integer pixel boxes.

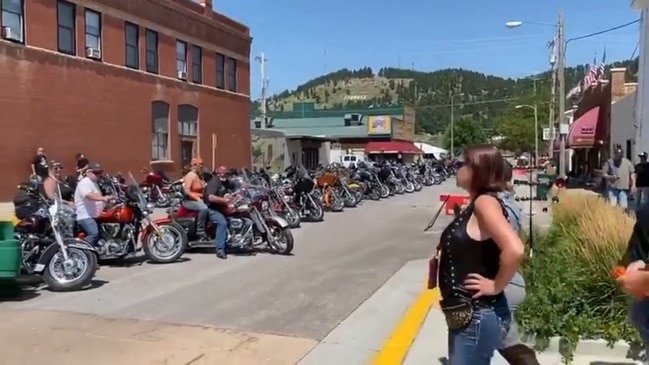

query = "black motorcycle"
[14,184,98,291]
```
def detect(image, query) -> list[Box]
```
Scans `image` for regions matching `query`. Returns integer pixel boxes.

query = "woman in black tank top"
[436,145,525,365]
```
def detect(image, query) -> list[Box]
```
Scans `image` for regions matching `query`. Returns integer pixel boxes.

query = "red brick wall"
[0,0,252,200]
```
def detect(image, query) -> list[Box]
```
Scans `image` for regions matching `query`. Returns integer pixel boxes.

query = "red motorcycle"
[167,186,294,255]
[78,174,188,263]
[140,168,172,207]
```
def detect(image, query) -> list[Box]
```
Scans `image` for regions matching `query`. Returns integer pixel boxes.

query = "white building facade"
[633,0,649,158]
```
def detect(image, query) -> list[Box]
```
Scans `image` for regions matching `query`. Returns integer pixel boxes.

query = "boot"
[498,344,540,365]
[196,209,208,238]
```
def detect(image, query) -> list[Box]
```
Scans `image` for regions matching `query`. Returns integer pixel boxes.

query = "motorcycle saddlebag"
[13,190,39,220]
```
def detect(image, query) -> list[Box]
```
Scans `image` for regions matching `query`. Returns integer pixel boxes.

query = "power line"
[631,41,640,59]
[412,97,519,110]
[568,18,640,43]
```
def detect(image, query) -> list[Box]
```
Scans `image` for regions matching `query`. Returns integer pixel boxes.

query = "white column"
[635,6,649,156]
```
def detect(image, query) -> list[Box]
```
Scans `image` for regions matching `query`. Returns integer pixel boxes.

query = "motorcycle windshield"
[238,169,266,200]
[126,172,150,210]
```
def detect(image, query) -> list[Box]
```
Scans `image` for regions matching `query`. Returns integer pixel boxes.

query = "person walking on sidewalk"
[436,145,525,365]
[635,152,649,210]
[603,148,635,211]
[496,162,540,364]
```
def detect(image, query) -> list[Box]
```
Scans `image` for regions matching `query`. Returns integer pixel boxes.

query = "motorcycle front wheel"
[308,202,325,222]
[43,247,97,292]
[283,209,301,228]
[267,225,294,255]
[143,222,188,263]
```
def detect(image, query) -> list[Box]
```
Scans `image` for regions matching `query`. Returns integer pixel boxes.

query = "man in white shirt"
[74,164,112,247]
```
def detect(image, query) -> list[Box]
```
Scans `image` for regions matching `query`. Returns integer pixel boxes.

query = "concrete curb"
[521,335,635,359]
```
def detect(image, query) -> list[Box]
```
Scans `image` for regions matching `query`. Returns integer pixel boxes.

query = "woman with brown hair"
[436,145,525,364]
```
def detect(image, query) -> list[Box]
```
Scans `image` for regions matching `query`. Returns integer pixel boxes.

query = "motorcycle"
[14,184,98,291]
[140,168,172,208]
[283,168,324,222]
[167,185,294,255]
[79,173,188,263]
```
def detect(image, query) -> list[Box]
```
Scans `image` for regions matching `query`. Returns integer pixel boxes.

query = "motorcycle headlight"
[261,201,269,210]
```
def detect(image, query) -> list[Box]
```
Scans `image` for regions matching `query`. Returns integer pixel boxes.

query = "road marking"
[371,287,440,365]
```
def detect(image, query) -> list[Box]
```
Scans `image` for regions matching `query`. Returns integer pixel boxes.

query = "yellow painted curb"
[371,287,440,365]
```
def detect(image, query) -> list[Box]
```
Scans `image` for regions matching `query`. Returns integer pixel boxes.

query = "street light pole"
[557,12,567,177]
[515,104,540,165]
[450,92,455,157]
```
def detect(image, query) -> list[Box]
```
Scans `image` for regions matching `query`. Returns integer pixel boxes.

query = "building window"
[191,45,202,84]
[124,22,139,69]
[57,0,76,55]
[151,101,170,160]
[178,105,198,167]
[84,9,101,53]
[145,29,158,74]
[176,40,187,79]
[1,0,24,43]
[178,105,198,137]
[226,57,237,92]
[216,53,225,89]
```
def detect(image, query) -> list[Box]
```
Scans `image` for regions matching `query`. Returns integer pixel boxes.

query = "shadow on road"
[101,256,192,267]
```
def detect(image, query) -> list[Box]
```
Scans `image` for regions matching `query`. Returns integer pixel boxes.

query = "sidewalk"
[404,302,640,364]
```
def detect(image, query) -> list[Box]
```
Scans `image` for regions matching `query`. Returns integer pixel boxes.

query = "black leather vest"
[438,201,503,305]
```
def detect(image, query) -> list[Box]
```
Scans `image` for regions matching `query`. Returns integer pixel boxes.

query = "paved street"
[0,181,460,364]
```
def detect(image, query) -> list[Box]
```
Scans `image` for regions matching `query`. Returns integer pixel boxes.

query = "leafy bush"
[516,190,640,362]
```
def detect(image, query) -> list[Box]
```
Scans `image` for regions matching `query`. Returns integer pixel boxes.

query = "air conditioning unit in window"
[85,47,101,60]
[177,70,187,80]
[1,26,19,42]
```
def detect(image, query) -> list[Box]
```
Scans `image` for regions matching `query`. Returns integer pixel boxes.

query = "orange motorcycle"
[314,171,345,212]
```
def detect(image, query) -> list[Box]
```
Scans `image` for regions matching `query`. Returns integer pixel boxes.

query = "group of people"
[438,144,649,364]
[432,144,535,364]
[32,147,113,248]
[180,157,241,260]
[602,148,649,211]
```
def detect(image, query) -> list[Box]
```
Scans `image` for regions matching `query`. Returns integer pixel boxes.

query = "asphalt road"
[1,182,459,354]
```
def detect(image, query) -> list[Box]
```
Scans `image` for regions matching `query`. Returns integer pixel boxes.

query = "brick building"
[0,0,252,200]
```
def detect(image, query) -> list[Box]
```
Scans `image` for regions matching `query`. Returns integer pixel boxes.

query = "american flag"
[596,47,607,80]
[583,47,607,90]
[582,57,599,89]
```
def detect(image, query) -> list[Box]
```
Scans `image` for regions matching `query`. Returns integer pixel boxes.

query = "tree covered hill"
[256,58,638,135]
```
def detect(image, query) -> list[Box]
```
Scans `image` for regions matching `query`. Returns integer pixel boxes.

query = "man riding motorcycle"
[182,157,208,237]
[204,166,237,259]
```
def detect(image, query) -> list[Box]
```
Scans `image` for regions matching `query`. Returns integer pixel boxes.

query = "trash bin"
[0,221,21,279]
[536,174,557,200]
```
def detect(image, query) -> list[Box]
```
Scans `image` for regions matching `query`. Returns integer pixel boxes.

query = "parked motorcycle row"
[10,160,456,292]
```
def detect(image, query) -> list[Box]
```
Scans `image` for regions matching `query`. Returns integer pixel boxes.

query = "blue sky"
[216,0,640,99]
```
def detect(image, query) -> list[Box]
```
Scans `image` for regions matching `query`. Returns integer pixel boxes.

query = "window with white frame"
[191,45,202,84]
[57,0,76,55]
[176,40,187,78]
[1,0,24,43]
[124,22,139,69]
[84,9,101,52]
[151,101,170,160]
[145,29,158,74]
[226,56,237,92]
[178,105,198,137]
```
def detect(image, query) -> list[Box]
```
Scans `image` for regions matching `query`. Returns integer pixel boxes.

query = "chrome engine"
[98,223,135,256]
[227,218,254,246]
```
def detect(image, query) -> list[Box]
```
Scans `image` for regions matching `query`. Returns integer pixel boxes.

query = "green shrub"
[516,191,640,363]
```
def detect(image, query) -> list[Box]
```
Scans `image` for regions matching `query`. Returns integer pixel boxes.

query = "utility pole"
[255,53,268,128]
[548,39,557,159]
[557,12,567,177]
[450,90,455,157]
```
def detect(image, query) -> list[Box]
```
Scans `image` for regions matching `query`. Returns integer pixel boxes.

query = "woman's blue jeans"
[448,303,510,365]
[630,298,649,353]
